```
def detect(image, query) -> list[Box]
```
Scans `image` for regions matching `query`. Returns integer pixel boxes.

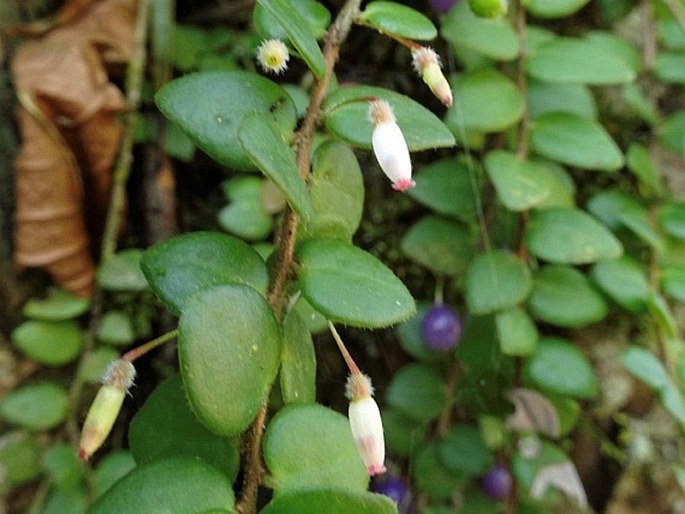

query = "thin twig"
[100,0,150,261]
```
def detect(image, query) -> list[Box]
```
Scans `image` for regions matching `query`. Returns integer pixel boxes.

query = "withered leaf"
[12,0,136,297]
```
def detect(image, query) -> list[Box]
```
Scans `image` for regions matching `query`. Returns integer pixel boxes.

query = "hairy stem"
[237,2,363,513]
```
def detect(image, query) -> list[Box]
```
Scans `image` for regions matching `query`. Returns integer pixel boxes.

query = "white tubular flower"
[346,373,386,476]
[256,39,290,75]
[369,100,415,192]
[411,47,452,107]
[79,359,136,461]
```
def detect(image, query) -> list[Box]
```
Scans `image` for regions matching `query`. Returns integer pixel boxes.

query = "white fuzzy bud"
[369,100,415,192]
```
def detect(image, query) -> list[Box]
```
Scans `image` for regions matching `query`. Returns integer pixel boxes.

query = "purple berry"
[480,465,512,500]
[374,476,409,506]
[429,0,459,14]
[421,304,462,351]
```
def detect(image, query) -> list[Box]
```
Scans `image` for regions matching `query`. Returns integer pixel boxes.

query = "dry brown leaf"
[12,0,136,297]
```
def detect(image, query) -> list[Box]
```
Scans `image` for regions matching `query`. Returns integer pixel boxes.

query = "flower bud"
[256,39,290,75]
[346,373,386,476]
[412,47,452,107]
[368,100,415,192]
[468,0,508,18]
[79,359,135,461]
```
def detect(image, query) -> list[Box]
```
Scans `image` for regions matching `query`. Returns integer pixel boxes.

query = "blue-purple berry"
[480,465,512,500]
[374,476,409,506]
[421,304,462,351]
[429,0,459,14]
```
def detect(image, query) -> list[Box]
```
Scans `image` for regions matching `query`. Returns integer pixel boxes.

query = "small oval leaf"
[179,285,281,436]
[530,112,624,171]
[280,311,317,404]
[528,265,608,327]
[385,363,446,422]
[12,319,83,366]
[524,337,598,399]
[297,238,415,328]
[155,71,297,171]
[89,457,236,514]
[360,1,437,40]
[1,381,69,430]
[260,489,396,514]
[400,216,474,276]
[263,404,368,494]
[129,375,240,481]
[526,207,623,264]
[484,150,552,211]
[465,251,532,315]
[141,231,269,315]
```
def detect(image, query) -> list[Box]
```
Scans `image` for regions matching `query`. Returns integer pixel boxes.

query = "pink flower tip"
[392,178,416,192]
[367,463,387,476]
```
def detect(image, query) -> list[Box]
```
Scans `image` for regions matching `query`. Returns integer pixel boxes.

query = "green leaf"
[0,431,42,490]
[42,487,87,514]
[626,144,664,196]
[407,158,479,219]
[465,250,532,315]
[12,319,83,366]
[97,310,136,346]
[495,307,538,356]
[141,232,268,315]
[155,71,297,171]
[413,442,465,499]
[0,381,69,430]
[484,150,552,211]
[299,140,364,241]
[662,266,685,304]
[263,404,368,494]
[385,363,446,423]
[527,80,597,120]
[586,189,643,230]
[93,452,136,497]
[655,53,685,83]
[512,441,568,492]
[400,216,473,275]
[441,1,519,61]
[659,202,685,239]
[260,489,396,514]
[22,288,90,320]
[90,457,236,514]
[179,285,281,436]
[257,0,326,77]
[532,159,576,209]
[661,112,685,154]
[622,84,657,125]
[527,36,636,84]
[254,0,330,40]
[383,408,428,457]
[280,311,317,404]
[97,250,148,292]
[360,1,437,40]
[529,112,624,171]
[323,85,455,151]
[447,68,524,133]
[129,375,240,481]
[43,444,84,490]
[523,0,591,18]
[296,239,415,328]
[526,207,623,264]
[622,346,685,425]
[218,201,273,242]
[590,257,649,312]
[524,337,598,399]
[238,114,312,220]
[78,346,120,384]
[622,346,670,390]
[439,425,493,476]
[528,265,608,327]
